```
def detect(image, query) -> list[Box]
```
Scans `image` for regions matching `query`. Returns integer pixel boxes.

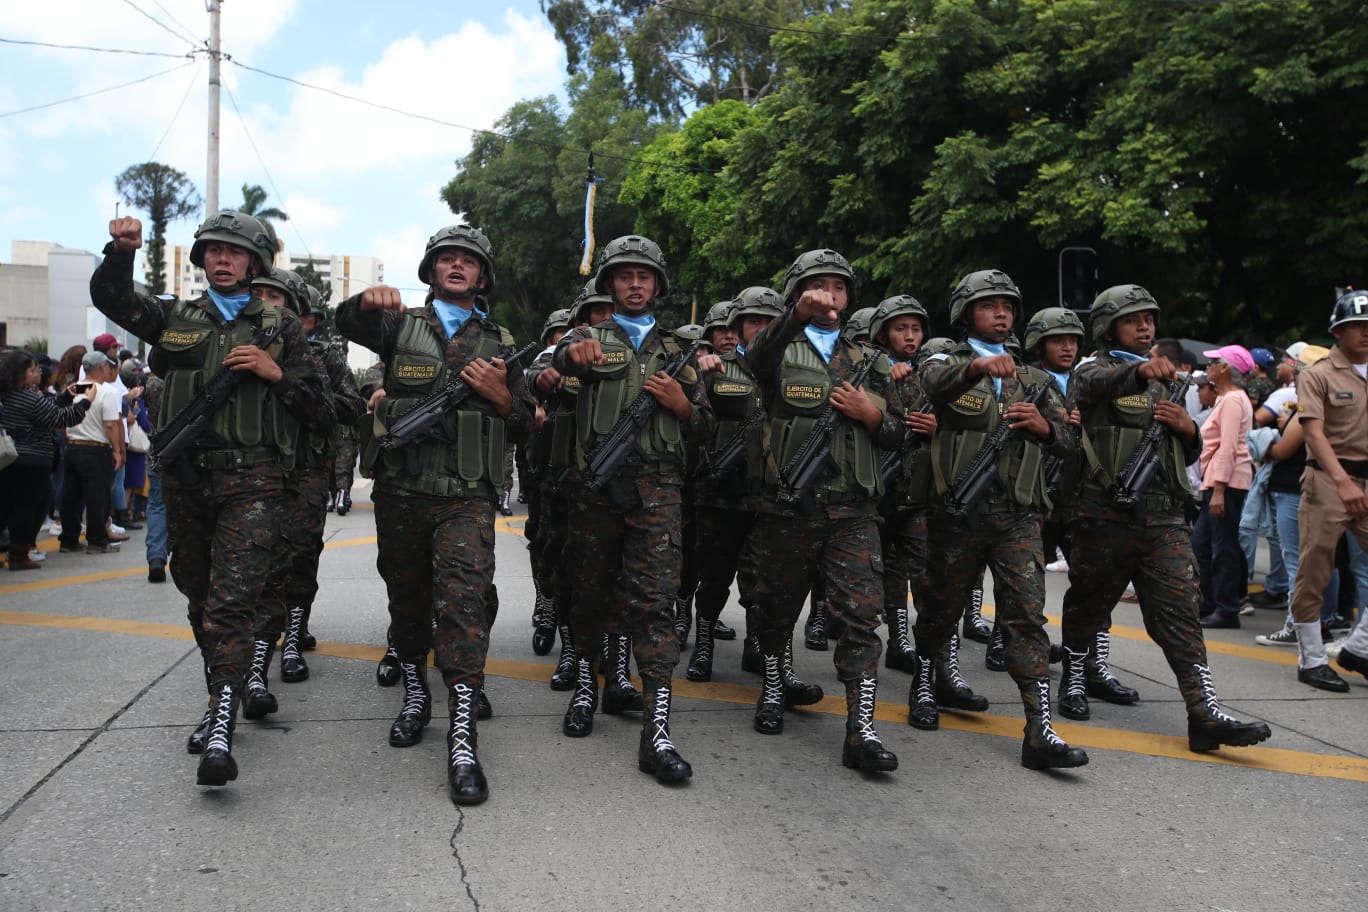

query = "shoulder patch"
[925,352,950,362]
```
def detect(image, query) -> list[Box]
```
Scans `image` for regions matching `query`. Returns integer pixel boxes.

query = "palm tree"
[239,183,289,252]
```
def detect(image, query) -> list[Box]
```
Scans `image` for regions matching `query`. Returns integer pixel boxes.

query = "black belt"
[1308,459,1368,479]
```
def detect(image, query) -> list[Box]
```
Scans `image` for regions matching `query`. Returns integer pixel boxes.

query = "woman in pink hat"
[1195,344,1256,628]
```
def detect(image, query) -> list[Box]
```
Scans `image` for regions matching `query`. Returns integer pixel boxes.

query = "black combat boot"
[782,636,824,706]
[562,655,598,737]
[935,634,989,712]
[335,490,351,516]
[376,634,401,687]
[477,686,493,720]
[1085,631,1140,704]
[186,663,213,754]
[753,651,786,735]
[712,618,737,641]
[842,676,898,772]
[196,683,240,786]
[242,638,279,719]
[388,657,432,747]
[498,490,513,517]
[674,593,693,648]
[531,586,556,656]
[1184,662,1273,753]
[804,598,828,651]
[962,587,992,643]
[907,653,939,730]
[280,606,309,683]
[601,634,643,714]
[741,635,762,674]
[984,622,1007,672]
[638,687,692,783]
[1020,679,1088,770]
[549,623,577,691]
[325,491,336,512]
[1058,647,1091,721]
[686,617,716,682]
[447,683,488,806]
[884,600,917,673]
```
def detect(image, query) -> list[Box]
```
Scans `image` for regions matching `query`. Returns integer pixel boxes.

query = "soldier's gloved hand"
[223,344,283,383]
[109,217,143,252]
[970,353,1017,379]
[565,338,605,368]
[644,372,691,421]
[358,285,405,312]
[462,358,513,416]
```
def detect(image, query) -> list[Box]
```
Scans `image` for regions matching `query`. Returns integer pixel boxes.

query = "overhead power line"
[0,61,196,120]
[0,36,195,58]
[222,82,314,256]
[148,61,203,160]
[118,0,201,48]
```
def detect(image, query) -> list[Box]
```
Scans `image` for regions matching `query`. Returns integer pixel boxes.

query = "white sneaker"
[27,550,45,562]
[1045,558,1070,573]
[1239,600,1256,616]
[1327,636,1347,660]
[108,521,126,535]
[44,520,61,535]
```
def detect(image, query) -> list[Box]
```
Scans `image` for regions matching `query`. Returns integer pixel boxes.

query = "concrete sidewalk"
[1,491,1365,911]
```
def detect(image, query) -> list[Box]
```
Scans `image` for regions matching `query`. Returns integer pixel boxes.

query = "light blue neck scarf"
[206,288,251,322]
[804,325,840,363]
[612,313,656,350]
[1045,369,1070,396]
[1109,349,1148,363]
[434,299,486,339]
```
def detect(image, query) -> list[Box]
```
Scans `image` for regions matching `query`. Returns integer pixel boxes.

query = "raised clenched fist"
[109,217,143,252]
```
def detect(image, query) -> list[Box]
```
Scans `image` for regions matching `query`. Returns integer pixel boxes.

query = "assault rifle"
[581,338,708,493]
[151,322,283,480]
[707,406,767,480]
[944,383,1052,517]
[776,359,876,509]
[1111,374,1191,513]
[879,394,934,488]
[379,339,541,475]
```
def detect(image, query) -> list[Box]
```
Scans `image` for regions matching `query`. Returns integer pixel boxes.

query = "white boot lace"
[761,654,784,708]
[1192,663,1236,722]
[449,684,476,766]
[1065,649,1088,701]
[649,690,675,752]
[282,607,304,661]
[854,677,880,744]
[399,663,427,718]
[206,685,234,753]
[571,658,596,710]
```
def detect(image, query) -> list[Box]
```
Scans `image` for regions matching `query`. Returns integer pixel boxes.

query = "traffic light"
[1058,247,1099,312]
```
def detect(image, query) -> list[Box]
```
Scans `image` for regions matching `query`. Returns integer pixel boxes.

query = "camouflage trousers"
[1061,509,1210,707]
[372,486,495,690]
[332,435,358,495]
[253,469,329,640]
[693,504,757,624]
[916,507,1049,684]
[749,510,884,682]
[163,465,287,690]
[880,505,928,618]
[565,475,682,691]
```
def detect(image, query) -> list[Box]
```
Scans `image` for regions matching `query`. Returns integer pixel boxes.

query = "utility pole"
[206,0,222,216]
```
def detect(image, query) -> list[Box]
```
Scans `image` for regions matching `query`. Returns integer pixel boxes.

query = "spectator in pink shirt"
[1196,344,1257,628]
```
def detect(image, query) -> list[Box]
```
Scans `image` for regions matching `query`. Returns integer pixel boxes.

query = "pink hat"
[92,333,119,351]
[1202,344,1256,375]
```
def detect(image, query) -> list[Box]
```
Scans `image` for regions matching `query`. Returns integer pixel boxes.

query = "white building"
[1,241,139,356]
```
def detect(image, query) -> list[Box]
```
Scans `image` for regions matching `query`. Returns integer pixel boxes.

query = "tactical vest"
[705,353,765,495]
[764,340,885,502]
[929,349,1050,510]
[1077,364,1195,506]
[887,374,933,509]
[547,374,581,471]
[364,313,512,497]
[574,328,688,473]
[149,298,293,470]
[291,338,337,468]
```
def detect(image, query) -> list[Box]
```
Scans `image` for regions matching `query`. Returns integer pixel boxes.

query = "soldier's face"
[970,297,1014,341]
[883,315,925,359]
[738,314,772,346]
[1112,312,1156,351]
[582,302,614,326]
[1043,335,1080,371]
[611,267,657,315]
[546,328,567,346]
[708,325,740,354]
[255,286,289,309]
[1333,323,1368,364]
[203,242,253,289]
[433,250,484,299]
[301,313,321,335]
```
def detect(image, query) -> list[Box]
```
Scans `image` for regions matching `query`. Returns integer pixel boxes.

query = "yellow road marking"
[0,608,1362,783]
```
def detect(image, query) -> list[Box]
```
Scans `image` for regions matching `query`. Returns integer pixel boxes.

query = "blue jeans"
[144,469,168,565]
[1193,486,1248,618]
[1271,490,1336,624]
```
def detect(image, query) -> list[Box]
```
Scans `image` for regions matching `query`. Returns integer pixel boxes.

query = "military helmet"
[251,266,307,314]
[674,323,704,342]
[592,235,669,298]
[703,301,737,333]
[730,286,783,322]
[780,249,856,305]
[1023,306,1086,352]
[568,279,614,326]
[541,307,573,342]
[870,295,930,344]
[190,210,276,276]
[418,224,495,292]
[947,269,1021,328]
[300,284,323,318]
[1089,284,1159,345]
[1330,288,1368,331]
[917,336,958,365]
[844,306,877,342]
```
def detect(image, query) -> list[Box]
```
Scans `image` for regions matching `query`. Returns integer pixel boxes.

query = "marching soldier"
[744,249,903,773]
[90,212,333,786]
[551,236,719,784]
[1057,285,1271,752]
[913,269,1086,770]
[337,225,535,805]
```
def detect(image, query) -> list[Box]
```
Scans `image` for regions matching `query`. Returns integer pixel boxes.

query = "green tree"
[114,162,202,296]
[239,183,289,254]
[291,260,341,343]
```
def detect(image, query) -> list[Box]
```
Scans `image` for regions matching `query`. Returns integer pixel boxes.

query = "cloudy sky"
[1,0,567,304]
